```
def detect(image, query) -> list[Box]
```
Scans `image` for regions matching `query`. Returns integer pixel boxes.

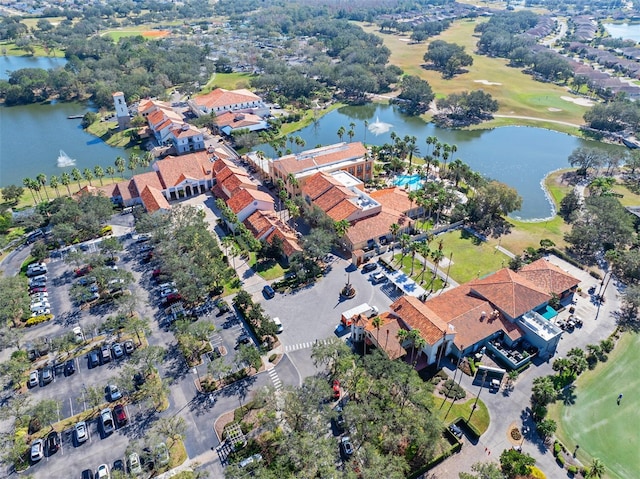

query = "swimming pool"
[393,174,423,191]
[536,304,558,321]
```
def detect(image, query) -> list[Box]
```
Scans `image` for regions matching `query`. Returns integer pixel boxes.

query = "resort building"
[215,111,269,136]
[270,142,374,195]
[357,260,578,369]
[190,88,268,116]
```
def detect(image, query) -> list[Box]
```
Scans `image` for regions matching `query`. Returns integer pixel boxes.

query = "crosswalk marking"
[284,338,334,353]
[267,368,282,390]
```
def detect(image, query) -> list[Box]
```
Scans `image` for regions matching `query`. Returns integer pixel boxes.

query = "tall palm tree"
[347,122,355,142]
[409,242,420,276]
[60,172,72,196]
[396,329,409,356]
[114,156,126,178]
[105,166,116,183]
[71,167,82,191]
[32,181,43,203]
[371,315,382,348]
[418,241,431,283]
[337,126,345,142]
[586,458,605,478]
[389,223,400,245]
[127,153,139,178]
[36,173,50,201]
[430,247,445,290]
[22,178,37,205]
[83,168,94,186]
[140,151,153,170]
[407,136,419,168]
[94,165,105,186]
[412,334,426,366]
[49,175,60,198]
[397,233,411,266]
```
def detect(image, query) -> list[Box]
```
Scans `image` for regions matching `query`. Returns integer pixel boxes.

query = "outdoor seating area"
[556,315,583,332]
[487,340,536,370]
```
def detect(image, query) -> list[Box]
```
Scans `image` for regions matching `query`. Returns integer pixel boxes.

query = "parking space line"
[69,397,74,417]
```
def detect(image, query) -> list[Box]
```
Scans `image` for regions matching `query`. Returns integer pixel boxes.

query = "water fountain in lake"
[368,116,393,136]
[56,150,76,167]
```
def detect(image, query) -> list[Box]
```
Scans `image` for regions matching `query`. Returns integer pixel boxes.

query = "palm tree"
[347,122,355,142]
[334,219,350,238]
[127,153,139,178]
[140,151,153,170]
[586,458,605,478]
[71,167,82,191]
[82,168,94,186]
[412,335,426,366]
[49,175,60,198]
[407,136,419,168]
[36,173,50,201]
[396,329,409,354]
[93,166,105,186]
[105,166,116,183]
[114,156,126,178]
[409,242,420,276]
[337,126,345,142]
[371,315,383,348]
[60,172,72,196]
[286,173,299,192]
[418,241,431,283]
[389,223,400,245]
[397,233,411,266]
[22,178,37,205]
[430,247,445,290]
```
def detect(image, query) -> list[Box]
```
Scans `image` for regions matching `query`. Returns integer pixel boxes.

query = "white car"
[72,326,84,343]
[160,287,178,298]
[75,421,88,443]
[28,370,39,387]
[30,438,44,462]
[128,452,142,474]
[30,301,50,311]
[97,463,110,479]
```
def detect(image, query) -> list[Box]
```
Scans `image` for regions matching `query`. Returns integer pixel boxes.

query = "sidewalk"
[155,449,221,479]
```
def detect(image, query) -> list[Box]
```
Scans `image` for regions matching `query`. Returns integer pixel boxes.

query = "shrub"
[25,314,53,327]
[553,441,562,456]
[268,354,277,363]
[442,379,466,400]
[556,455,565,467]
[567,465,578,474]
[589,270,602,280]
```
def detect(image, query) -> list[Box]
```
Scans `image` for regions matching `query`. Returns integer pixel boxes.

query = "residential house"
[243,210,303,261]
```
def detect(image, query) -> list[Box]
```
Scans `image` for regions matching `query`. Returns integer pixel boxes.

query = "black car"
[362,262,378,273]
[237,334,251,346]
[113,459,125,472]
[46,431,60,455]
[262,284,275,299]
[64,359,76,376]
[81,469,93,479]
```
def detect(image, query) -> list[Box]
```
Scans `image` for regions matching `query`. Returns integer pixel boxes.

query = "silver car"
[75,421,88,443]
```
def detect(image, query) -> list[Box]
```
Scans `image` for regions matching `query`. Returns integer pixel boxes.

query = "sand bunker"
[548,107,562,112]
[560,96,594,107]
[474,79,502,86]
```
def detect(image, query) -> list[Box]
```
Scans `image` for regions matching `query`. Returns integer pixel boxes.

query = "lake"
[603,23,640,43]
[0,55,67,80]
[256,104,620,220]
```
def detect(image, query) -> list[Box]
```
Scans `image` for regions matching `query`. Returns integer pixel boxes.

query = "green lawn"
[249,252,287,281]
[393,254,444,291]
[201,72,255,92]
[434,396,490,436]
[357,19,589,129]
[435,230,511,284]
[549,333,640,479]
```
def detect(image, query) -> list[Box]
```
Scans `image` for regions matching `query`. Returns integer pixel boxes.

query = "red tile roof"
[273,142,367,176]
[242,210,301,257]
[468,269,551,319]
[519,258,580,296]
[390,296,449,345]
[302,172,343,200]
[216,111,264,128]
[363,312,408,360]
[155,154,212,188]
[370,187,414,214]
[140,186,169,214]
[133,171,165,192]
[243,210,275,238]
[345,209,408,246]
[193,88,261,110]
[219,173,256,197]
[265,227,302,257]
[227,188,274,214]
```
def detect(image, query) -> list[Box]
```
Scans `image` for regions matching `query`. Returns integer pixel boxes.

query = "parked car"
[237,333,251,345]
[114,404,128,427]
[88,350,100,368]
[262,284,275,299]
[113,459,125,473]
[29,286,47,294]
[31,308,51,317]
[26,264,47,277]
[106,384,122,402]
[239,453,263,468]
[30,292,49,302]
[78,276,97,286]
[449,423,464,438]
[111,343,124,359]
[101,344,111,364]
[340,436,354,459]
[30,438,44,462]
[362,262,378,273]
[96,463,110,479]
[128,452,142,474]
[46,431,60,455]
[64,359,76,376]
[81,469,93,479]
[165,292,182,304]
[371,272,387,284]
[41,366,54,384]
[272,316,284,334]
[101,408,115,435]
[123,340,135,354]
[75,421,88,443]
[28,370,39,388]
[332,379,341,400]
[74,265,92,277]
[72,326,84,343]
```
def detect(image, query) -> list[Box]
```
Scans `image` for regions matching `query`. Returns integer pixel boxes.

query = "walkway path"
[493,114,582,128]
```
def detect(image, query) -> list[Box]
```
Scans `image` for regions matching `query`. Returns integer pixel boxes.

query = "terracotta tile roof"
[220,174,256,197]
[242,210,301,257]
[112,91,124,97]
[171,124,202,138]
[345,209,408,246]
[227,188,274,214]
[138,98,155,114]
[273,142,367,176]
[140,185,170,214]
[519,258,580,296]
[215,164,249,183]
[425,285,524,348]
[301,172,344,200]
[155,118,176,132]
[326,199,360,221]
[363,312,408,360]
[468,269,551,319]
[265,227,302,257]
[193,88,261,110]
[133,171,165,192]
[370,187,414,214]
[314,185,355,212]
[243,210,274,238]
[155,154,212,188]
[390,296,449,345]
[216,111,263,128]
[213,158,237,174]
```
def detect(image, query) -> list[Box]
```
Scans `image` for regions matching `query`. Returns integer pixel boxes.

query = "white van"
[272,317,283,334]
[371,272,387,284]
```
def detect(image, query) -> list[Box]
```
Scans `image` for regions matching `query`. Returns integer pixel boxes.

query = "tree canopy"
[423,40,473,78]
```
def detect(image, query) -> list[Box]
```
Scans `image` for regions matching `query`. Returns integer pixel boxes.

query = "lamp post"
[469,369,488,421]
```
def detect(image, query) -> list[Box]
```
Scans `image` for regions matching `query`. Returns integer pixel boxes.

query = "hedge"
[25,314,54,327]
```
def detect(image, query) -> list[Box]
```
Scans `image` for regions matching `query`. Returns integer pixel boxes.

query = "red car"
[29,286,47,293]
[332,379,341,400]
[74,265,92,277]
[165,293,182,304]
[113,404,128,427]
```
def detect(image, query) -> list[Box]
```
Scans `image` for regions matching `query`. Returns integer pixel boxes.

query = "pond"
[603,23,640,43]
[255,103,620,220]
[0,55,67,80]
